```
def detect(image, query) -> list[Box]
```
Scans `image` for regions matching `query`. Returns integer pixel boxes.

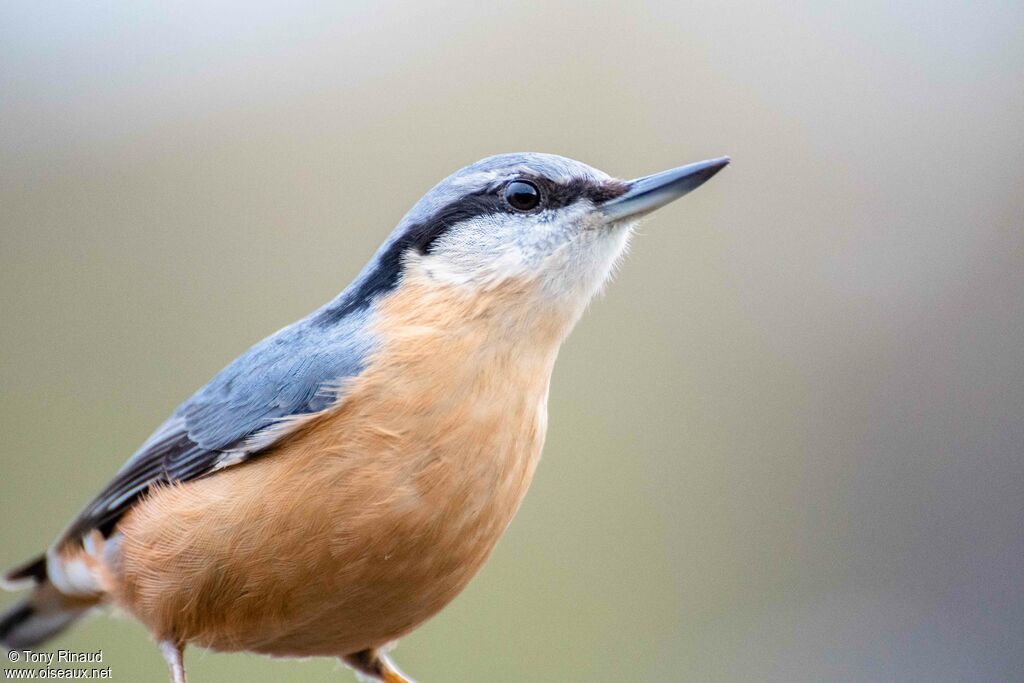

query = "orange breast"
[112,275,564,656]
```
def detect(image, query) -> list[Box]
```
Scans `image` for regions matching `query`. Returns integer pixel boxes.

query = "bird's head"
[324,153,728,347]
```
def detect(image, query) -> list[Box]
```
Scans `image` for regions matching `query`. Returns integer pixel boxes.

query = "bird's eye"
[504,180,541,212]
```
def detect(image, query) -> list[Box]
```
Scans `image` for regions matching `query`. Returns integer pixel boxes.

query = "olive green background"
[2,2,1022,681]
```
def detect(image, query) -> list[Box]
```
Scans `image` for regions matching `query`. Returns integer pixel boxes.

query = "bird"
[0,152,728,682]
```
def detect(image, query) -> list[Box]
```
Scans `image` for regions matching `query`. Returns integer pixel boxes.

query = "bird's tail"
[1,555,96,650]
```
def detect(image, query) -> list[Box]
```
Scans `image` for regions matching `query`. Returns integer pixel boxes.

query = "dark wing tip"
[3,555,47,589]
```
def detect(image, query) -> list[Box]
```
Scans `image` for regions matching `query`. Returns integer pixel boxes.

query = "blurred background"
[2,1,1022,681]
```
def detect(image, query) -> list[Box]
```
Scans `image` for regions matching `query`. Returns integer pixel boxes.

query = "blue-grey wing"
[60,313,374,543]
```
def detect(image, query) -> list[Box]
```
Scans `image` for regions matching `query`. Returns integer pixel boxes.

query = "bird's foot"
[158,640,186,683]
[342,648,416,683]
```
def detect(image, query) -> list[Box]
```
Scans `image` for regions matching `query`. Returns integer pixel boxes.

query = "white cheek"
[414,214,539,285]
[410,211,635,309]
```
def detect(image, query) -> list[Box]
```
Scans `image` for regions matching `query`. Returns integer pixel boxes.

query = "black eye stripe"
[540,177,629,208]
[312,175,629,328]
[312,188,502,326]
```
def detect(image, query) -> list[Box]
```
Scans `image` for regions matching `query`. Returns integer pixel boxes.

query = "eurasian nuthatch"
[1,153,729,682]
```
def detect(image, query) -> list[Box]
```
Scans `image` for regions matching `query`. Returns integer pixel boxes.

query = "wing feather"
[59,311,373,545]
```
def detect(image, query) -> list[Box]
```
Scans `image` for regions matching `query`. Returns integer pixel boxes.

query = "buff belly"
[110,386,546,657]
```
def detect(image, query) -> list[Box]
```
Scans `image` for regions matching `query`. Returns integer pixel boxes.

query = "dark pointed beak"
[600,156,730,222]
